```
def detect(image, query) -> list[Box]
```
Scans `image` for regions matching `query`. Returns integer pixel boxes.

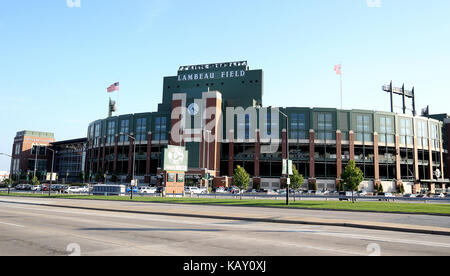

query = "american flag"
[334,64,342,75]
[107,82,120,93]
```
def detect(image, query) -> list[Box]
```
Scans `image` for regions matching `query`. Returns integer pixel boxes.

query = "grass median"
[1,192,450,215]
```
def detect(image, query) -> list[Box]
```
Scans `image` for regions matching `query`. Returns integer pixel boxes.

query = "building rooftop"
[15,130,54,139]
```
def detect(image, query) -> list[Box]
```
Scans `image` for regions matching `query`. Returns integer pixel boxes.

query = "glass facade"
[317,112,333,140]
[291,113,307,139]
[356,114,372,142]
[119,120,130,143]
[136,118,147,142]
[154,117,167,141]
[379,116,395,144]
[399,118,413,146]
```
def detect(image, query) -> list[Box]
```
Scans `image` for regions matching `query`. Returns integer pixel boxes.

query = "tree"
[233,165,250,200]
[3,178,13,187]
[290,165,304,202]
[341,160,364,203]
[31,176,40,187]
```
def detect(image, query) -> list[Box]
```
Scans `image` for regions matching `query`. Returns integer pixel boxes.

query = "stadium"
[86,61,448,195]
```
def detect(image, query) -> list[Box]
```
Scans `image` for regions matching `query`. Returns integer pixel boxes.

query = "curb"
[1,194,450,217]
[1,198,450,237]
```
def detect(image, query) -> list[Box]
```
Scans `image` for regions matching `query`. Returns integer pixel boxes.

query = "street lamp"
[120,132,136,200]
[256,106,290,206]
[46,148,56,197]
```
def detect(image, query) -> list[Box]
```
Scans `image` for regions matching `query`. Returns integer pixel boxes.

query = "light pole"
[46,148,56,196]
[256,106,290,206]
[120,132,136,200]
[0,153,13,194]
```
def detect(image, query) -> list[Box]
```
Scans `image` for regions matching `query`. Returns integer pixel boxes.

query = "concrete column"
[145,132,152,184]
[113,134,118,173]
[282,129,287,160]
[254,129,260,177]
[428,138,434,180]
[395,134,401,182]
[349,131,355,161]
[373,132,380,184]
[440,140,445,180]
[309,130,315,179]
[336,130,342,180]
[96,140,101,173]
[102,136,106,172]
[413,136,419,181]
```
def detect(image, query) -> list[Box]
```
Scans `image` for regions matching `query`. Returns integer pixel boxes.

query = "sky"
[0,0,449,172]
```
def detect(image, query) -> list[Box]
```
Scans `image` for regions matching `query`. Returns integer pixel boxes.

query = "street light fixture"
[120,132,136,200]
[256,106,290,206]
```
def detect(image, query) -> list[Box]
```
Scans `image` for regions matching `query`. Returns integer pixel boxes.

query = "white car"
[30,185,42,191]
[66,186,81,193]
[138,186,157,194]
[187,187,207,194]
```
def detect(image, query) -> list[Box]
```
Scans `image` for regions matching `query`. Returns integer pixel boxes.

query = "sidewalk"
[1,196,450,236]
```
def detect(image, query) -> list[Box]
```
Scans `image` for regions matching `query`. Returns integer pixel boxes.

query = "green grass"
[1,192,449,215]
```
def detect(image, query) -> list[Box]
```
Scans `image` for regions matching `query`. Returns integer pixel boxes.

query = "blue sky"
[0,0,449,172]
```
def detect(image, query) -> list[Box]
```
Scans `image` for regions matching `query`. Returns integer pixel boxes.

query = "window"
[119,120,130,142]
[317,112,333,140]
[416,120,428,147]
[291,113,307,139]
[245,114,250,139]
[136,118,147,142]
[154,117,167,141]
[89,125,94,141]
[94,123,101,147]
[430,123,439,149]
[14,143,21,155]
[399,118,413,146]
[107,121,115,144]
[356,115,372,142]
[379,116,395,144]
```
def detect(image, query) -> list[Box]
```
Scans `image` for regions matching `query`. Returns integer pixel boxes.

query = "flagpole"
[340,71,343,110]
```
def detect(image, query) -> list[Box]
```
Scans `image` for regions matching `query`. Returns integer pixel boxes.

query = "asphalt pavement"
[0,197,449,256]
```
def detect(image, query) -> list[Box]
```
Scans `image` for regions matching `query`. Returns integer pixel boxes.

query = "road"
[0,197,449,256]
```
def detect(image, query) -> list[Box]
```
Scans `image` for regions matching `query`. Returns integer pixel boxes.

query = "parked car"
[187,187,207,194]
[357,191,368,196]
[14,184,25,190]
[417,194,428,198]
[433,193,445,198]
[65,186,81,193]
[138,186,157,194]
[378,192,394,201]
[403,194,416,198]
[30,185,42,191]
[215,187,227,193]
